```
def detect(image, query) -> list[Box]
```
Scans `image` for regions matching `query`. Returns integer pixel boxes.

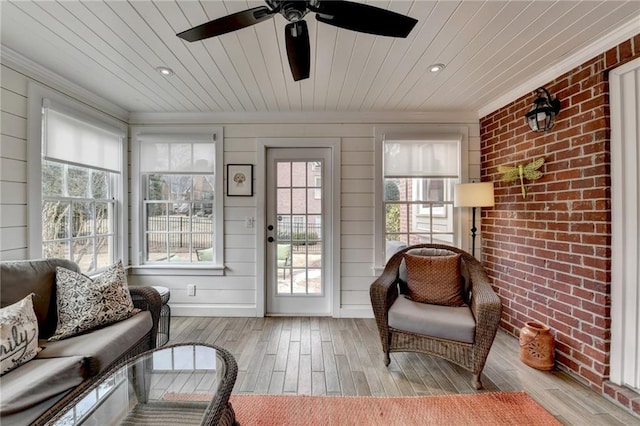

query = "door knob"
[268,225,274,231]
[267,237,274,242]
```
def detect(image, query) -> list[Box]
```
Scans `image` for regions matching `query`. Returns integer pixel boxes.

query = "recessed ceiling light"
[155,66,174,77]
[429,63,446,73]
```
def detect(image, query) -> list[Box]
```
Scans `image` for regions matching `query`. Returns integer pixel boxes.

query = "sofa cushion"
[0,356,88,416]
[38,310,152,375]
[388,296,476,343]
[0,294,40,375]
[403,253,465,306]
[0,393,69,426]
[0,258,79,338]
[50,261,137,341]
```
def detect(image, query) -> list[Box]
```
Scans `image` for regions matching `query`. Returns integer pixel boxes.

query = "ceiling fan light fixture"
[155,66,174,77]
[524,87,561,132]
[429,63,445,73]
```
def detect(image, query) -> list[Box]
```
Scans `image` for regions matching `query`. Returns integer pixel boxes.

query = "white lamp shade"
[454,182,495,207]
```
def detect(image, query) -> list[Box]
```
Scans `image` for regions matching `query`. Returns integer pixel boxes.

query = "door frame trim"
[256,138,341,317]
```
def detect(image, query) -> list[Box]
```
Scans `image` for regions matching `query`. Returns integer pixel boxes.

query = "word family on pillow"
[403,253,466,307]
[0,294,39,375]
[50,260,137,341]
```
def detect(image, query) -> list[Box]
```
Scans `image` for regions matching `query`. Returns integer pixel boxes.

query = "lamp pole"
[470,206,478,257]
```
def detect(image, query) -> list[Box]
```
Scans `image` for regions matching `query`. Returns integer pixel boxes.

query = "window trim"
[374,126,469,270]
[130,125,224,274]
[27,83,128,269]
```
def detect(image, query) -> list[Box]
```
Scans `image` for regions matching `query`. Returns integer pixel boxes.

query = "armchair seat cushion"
[388,297,475,344]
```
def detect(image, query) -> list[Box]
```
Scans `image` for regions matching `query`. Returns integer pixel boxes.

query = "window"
[375,130,462,265]
[29,87,126,274]
[42,161,117,272]
[131,127,224,269]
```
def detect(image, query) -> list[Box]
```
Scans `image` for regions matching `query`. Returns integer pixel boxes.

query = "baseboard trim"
[339,307,374,318]
[171,305,258,317]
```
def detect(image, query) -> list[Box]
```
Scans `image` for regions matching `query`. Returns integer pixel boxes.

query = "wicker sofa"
[370,244,502,389]
[0,258,161,426]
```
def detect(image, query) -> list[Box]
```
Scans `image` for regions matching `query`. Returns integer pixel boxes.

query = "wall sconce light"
[524,87,561,132]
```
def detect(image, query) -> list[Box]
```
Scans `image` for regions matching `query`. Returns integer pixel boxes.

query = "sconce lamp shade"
[525,87,561,132]
[454,182,495,208]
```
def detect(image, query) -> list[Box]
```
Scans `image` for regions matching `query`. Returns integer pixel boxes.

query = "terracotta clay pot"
[519,321,555,370]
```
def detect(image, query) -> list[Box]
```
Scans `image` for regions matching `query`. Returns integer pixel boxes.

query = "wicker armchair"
[370,243,502,389]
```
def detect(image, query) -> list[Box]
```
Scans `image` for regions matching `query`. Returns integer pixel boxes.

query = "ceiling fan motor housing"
[268,0,310,22]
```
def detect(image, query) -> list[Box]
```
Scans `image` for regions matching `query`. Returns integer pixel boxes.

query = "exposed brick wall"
[480,35,640,397]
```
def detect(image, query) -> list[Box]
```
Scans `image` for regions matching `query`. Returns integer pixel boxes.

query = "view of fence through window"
[275,160,323,295]
[144,173,214,263]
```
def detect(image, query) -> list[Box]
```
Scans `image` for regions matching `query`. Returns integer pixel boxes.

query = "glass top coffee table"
[46,343,237,426]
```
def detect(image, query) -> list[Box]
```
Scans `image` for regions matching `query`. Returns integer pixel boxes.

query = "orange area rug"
[227,392,561,425]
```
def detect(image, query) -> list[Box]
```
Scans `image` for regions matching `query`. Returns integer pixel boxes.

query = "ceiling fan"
[177,0,418,81]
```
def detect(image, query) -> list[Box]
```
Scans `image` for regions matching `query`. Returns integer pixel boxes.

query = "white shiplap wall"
[1,64,29,260]
[0,60,481,318]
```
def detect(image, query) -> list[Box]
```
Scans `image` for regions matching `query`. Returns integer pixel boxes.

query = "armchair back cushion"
[403,253,465,306]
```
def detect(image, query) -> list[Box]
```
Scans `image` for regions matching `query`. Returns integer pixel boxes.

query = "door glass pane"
[307,189,321,214]
[277,215,292,242]
[275,160,323,296]
[277,162,291,186]
[291,162,306,187]
[292,189,306,214]
[277,189,291,214]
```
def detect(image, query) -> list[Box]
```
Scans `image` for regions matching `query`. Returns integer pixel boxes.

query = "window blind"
[42,101,124,173]
[139,134,215,173]
[383,138,459,178]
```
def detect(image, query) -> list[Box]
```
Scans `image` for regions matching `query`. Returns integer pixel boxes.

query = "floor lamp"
[454,182,495,257]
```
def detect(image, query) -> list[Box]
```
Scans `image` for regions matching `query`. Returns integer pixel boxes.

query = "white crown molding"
[478,16,640,119]
[0,45,130,122]
[128,110,479,125]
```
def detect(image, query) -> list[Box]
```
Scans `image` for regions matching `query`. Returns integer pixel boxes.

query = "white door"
[266,148,332,315]
[610,56,640,391]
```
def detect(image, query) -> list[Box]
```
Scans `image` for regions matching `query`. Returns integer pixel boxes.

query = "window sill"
[127,264,226,276]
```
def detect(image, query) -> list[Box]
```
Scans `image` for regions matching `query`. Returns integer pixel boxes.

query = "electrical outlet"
[245,216,255,228]
[187,284,196,296]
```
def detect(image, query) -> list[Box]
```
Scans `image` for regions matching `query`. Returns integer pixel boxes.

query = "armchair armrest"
[467,261,502,353]
[129,286,162,349]
[370,251,405,351]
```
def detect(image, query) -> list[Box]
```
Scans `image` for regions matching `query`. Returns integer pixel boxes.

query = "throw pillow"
[50,260,137,341]
[1,294,39,375]
[403,253,466,306]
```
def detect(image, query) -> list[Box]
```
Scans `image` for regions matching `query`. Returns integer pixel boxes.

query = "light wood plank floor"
[168,317,639,425]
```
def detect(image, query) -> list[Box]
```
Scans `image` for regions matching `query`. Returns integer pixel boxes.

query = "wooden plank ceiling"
[1,1,638,114]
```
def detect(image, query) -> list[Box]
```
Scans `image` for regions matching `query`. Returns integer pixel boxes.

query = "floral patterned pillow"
[404,253,466,306]
[50,261,137,341]
[1,294,39,375]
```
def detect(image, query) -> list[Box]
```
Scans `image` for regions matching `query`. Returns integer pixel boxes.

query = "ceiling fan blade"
[177,6,275,42]
[285,21,310,81]
[314,1,417,38]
